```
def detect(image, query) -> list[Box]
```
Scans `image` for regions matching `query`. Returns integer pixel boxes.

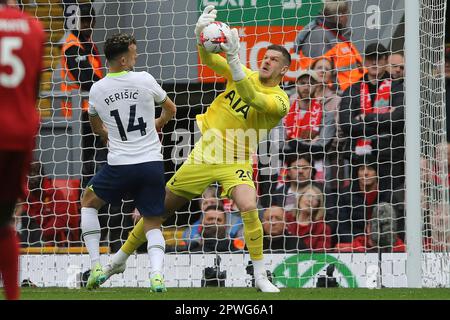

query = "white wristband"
[227,55,245,82]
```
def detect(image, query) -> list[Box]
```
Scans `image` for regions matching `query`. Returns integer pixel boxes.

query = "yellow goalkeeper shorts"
[166,148,255,200]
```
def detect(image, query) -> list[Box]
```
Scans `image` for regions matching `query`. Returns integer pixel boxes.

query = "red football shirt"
[0,5,45,150]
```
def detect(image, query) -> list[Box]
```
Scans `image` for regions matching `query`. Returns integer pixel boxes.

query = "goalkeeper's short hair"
[267,44,291,67]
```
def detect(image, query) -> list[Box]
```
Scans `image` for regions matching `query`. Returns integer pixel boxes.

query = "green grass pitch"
[14,287,450,300]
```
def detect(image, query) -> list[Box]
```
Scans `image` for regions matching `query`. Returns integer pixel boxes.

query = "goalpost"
[15,0,448,289]
[404,0,423,289]
[409,0,449,287]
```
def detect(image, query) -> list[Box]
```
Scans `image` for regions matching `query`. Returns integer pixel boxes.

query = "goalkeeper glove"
[220,28,245,81]
[195,5,217,44]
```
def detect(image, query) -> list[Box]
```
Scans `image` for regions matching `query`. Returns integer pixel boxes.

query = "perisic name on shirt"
[104,90,139,106]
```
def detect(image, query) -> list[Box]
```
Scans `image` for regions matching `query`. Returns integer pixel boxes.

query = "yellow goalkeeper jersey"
[195,46,289,164]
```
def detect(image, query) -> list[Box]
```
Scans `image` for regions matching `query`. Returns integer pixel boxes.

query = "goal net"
[14,0,448,289]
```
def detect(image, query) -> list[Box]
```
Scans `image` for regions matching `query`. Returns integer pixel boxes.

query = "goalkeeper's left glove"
[195,5,217,44]
[220,28,245,81]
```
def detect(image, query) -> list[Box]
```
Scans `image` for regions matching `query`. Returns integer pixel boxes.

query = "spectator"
[262,206,305,252]
[272,153,320,211]
[61,3,103,117]
[285,70,321,143]
[334,157,405,252]
[182,185,224,246]
[21,162,70,245]
[294,0,364,92]
[285,70,336,151]
[283,70,336,185]
[424,202,450,252]
[311,57,339,102]
[388,52,405,81]
[286,184,332,252]
[189,205,239,253]
[182,185,245,249]
[311,57,343,191]
[339,42,405,191]
[60,3,105,188]
[199,184,222,212]
[419,153,449,251]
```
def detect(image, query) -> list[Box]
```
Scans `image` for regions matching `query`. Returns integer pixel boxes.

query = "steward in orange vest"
[294,1,364,92]
[60,6,103,117]
[60,4,107,188]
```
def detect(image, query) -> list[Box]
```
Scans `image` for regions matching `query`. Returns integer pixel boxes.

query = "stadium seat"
[53,178,81,243]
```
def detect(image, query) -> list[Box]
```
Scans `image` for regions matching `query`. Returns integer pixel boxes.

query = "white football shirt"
[88,71,167,165]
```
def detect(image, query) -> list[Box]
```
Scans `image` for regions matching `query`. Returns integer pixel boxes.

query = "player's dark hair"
[365,42,389,60]
[267,44,291,67]
[204,204,225,213]
[354,154,378,173]
[285,152,313,167]
[104,33,137,62]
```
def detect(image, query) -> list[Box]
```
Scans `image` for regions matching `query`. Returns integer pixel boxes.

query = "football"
[200,21,231,53]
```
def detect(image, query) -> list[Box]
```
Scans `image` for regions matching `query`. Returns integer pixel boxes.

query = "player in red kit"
[0,0,45,300]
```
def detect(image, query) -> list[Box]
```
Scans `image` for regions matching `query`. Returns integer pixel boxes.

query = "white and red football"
[200,21,231,53]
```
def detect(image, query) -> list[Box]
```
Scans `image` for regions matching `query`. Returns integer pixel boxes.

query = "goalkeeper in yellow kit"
[97,5,290,292]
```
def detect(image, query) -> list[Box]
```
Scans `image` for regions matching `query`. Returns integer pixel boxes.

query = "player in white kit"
[80,33,176,292]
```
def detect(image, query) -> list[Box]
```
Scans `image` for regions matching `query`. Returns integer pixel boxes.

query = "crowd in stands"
[16,0,450,254]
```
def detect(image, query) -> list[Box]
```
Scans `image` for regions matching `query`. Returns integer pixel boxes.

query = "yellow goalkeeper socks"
[241,209,264,261]
[121,218,147,255]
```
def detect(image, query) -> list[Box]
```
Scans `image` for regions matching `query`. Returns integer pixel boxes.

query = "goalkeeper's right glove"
[195,5,217,44]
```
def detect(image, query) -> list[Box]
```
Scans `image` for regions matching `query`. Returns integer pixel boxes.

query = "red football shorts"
[0,150,32,203]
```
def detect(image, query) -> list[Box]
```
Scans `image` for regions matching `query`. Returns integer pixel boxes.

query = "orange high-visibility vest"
[298,22,364,92]
[60,33,103,117]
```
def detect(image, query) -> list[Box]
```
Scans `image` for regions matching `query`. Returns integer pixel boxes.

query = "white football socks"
[146,229,165,278]
[81,207,101,268]
[111,249,129,267]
